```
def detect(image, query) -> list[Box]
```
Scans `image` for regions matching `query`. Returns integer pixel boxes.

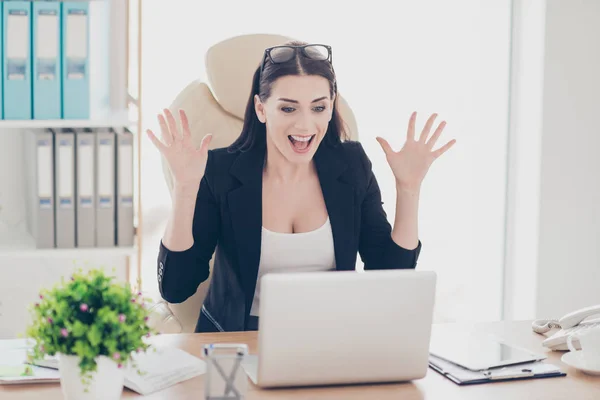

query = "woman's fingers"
[407,111,417,141]
[157,113,172,146]
[180,109,191,140]
[427,121,447,149]
[419,113,438,143]
[432,139,457,159]
[375,136,394,157]
[198,133,213,154]
[146,129,166,152]
[164,108,180,141]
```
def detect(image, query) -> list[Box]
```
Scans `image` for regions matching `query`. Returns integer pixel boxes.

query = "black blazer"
[157,139,421,332]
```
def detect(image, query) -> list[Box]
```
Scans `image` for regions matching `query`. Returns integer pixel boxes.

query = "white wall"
[536,0,600,317]
[504,0,600,321]
[502,0,546,321]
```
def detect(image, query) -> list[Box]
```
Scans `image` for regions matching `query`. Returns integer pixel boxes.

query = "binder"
[53,129,76,248]
[61,1,89,119]
[74,128,95,247]
[0,1,3,120]
[24,130,55,248]
[95,128,115,247]
[115,128,134,247]
[3,1,32,120]
[32,0,61,120]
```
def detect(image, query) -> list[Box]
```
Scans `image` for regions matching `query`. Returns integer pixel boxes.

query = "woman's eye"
[281,106,326,113]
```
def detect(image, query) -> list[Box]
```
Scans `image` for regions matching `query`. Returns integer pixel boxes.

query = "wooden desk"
[2,321,599,399]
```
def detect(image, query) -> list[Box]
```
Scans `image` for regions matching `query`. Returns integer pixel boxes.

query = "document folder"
[61,1,89,119]
[53,129,76,248]
[74,128,95,247]
[24,130,55,248]
[95,128,115,247]
[428,355,566,385]
[3,1,32,120]
[32,0,61,120]
[115,128,134,247]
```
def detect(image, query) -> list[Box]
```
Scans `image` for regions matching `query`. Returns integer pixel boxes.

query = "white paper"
[66,14,87,58]
[118,145,133,197]
[78,145,94,197]
[98,144,113,196]
[0,347,60,385]
[125,346,206,395]
[1,345,206,392]
[0,366,60,385]
[37,144,52,198]
[37,15,58,58]
[6,15,28,59]
[59,144,74,198]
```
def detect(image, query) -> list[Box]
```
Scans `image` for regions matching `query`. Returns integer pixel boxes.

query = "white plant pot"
[58,354,125,400]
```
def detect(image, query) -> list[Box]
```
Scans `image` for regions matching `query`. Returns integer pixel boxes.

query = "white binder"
[32,0,61,119]
[95,128,115,247]
[61,1,89,119]
[74,128,95,247]
[3,1,32,120]
[115,128,134,247]
[24,130,55,248]
[53,129,76,248]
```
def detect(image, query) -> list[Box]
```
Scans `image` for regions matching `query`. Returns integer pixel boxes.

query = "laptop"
[241,269,437,388]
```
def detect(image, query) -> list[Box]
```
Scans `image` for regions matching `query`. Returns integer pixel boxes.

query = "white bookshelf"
[0,229,137,258]
[0,0,143,338]
[0,112,135,129]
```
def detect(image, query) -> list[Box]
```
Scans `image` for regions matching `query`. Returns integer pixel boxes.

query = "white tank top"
[249,217,336,316]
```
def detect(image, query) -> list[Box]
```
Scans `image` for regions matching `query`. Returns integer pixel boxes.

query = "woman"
[147,41,455,332]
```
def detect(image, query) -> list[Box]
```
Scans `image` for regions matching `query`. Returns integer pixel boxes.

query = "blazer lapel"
[314,143,356,271]
[227,142,265,311]
[227,140,356,314]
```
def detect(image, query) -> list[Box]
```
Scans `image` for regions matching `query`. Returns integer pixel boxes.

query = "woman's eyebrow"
[277,96,328,103]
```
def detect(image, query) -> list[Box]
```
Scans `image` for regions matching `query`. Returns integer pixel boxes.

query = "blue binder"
[2,1,32,120]
[0,1,3,120]
[32,0,61,120]
[61,1,89,119]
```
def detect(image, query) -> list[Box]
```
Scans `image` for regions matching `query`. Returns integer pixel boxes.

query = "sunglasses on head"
[259,44,333,75]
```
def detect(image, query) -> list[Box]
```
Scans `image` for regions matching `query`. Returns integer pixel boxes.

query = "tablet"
[429,331,546,371]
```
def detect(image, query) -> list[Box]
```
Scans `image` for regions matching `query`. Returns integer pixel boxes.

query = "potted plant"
[25,268,155,399]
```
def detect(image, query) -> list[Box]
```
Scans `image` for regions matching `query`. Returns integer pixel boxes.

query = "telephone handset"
[532,304,600,351]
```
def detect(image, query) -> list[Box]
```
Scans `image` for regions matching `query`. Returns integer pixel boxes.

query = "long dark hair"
[228,40,349,153]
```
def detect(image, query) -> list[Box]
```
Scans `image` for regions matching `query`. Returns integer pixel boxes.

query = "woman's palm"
[146,109,212,188]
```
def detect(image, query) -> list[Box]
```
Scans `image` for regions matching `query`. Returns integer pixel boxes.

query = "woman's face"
[255,75,335,164]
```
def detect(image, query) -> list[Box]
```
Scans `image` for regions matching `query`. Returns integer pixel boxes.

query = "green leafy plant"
[25,268,156,388]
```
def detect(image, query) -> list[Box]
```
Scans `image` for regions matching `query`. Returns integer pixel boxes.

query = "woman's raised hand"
[146,109,212,190]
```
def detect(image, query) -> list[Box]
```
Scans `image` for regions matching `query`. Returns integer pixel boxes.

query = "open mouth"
[288,135,316,153]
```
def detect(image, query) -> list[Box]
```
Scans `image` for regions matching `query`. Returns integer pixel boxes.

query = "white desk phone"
[532,304,600,351]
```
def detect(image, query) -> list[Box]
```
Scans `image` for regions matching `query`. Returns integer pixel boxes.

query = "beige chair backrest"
[160,33,359,332]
